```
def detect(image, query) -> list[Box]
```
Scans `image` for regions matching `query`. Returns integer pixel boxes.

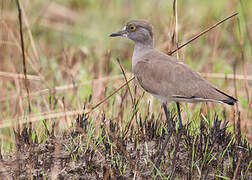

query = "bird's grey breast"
[132,44,154,68]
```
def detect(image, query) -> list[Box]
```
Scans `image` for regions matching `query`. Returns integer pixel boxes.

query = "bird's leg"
[171,102,184,173]
[155,103,174,172]
[163,103,174,132]
[176,102,183,131]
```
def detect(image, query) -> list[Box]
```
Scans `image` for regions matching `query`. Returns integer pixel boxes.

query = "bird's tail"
[215,88,237,105]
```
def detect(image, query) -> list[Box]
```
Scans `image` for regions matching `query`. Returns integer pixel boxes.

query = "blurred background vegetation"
[0,0,251,153]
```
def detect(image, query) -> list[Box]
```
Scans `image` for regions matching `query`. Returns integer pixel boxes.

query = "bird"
[110,19,237,170]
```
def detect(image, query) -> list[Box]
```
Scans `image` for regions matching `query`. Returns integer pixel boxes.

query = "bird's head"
[110,19,154,45]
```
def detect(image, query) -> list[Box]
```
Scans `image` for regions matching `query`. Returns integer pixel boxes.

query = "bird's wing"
[133,51,233,103]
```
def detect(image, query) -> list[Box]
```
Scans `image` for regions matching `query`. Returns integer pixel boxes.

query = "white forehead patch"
[122,26,128,37]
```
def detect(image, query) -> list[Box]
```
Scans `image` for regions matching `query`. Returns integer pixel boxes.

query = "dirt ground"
[0,113,251,179]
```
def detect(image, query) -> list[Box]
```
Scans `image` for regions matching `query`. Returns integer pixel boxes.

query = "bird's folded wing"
[133,58,220,100]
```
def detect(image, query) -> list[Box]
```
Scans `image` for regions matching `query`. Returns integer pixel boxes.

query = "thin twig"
[173,0,179,59]
[19,1,50,89]
[233,59,239,112]
[116,58,134,104]
[238,0,252,46]
[168,12,238,55]
[0,71,41,80]
[122,91,145,139]
[200,73,252,81]
[237,18,251,113]
[87,76,135,114]
[233,153,243,180]
[15,0,31,113]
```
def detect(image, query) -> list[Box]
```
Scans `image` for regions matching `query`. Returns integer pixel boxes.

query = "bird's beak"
[109,28,127,37]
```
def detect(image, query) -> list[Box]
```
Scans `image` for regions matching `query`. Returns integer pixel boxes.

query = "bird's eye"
[128,25,136,32]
